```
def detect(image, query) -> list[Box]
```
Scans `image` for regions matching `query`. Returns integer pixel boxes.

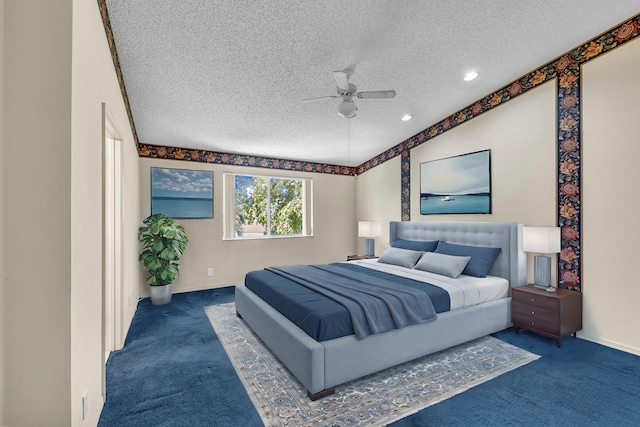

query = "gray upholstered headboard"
[389,221,527,287]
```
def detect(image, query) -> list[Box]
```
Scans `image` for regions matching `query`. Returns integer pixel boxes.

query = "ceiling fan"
[303,70,396,118]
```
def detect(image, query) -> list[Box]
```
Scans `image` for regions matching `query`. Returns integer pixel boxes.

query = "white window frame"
[223,172,313,240]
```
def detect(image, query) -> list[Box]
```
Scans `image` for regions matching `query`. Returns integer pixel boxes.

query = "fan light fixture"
[303,70,395,118]
[337,99,357,118]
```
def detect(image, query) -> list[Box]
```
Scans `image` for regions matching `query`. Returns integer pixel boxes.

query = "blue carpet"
[390,329,640,426]
[98,288,262,427]
[100,288,640,426]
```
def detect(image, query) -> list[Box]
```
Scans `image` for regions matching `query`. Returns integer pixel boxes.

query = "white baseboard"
[578,332,640,357]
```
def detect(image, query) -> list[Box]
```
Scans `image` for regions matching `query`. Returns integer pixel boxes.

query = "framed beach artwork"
[420,150,491,215]
[151,167,214,219]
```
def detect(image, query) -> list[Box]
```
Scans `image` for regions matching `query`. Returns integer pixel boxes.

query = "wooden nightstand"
[346,255,377,261]
[511,284,582,348]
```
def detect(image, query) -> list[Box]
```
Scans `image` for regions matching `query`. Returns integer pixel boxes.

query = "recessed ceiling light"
[401,114,413,121]
[464,71,479,81]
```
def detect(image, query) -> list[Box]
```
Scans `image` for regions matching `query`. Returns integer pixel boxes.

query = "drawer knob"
[531,298,535,302]
[531,311,535,315]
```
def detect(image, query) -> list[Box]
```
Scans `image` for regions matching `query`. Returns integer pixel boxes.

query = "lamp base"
[532,255,552,288]
[365,239,375,258]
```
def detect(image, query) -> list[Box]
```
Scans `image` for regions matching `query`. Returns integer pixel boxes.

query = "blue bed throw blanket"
[265,264,437,339]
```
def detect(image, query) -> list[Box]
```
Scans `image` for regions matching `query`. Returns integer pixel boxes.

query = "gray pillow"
[377,247,423,269]
[414,251,471,278]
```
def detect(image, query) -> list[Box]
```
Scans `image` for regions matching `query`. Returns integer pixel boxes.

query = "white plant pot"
[149,284,172,305]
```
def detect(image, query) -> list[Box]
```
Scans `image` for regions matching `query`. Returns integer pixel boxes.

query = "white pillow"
[414,251,471,278]
[377,247,423,269]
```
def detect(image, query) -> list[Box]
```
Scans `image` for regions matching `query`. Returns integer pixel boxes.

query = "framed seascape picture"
[420,150,491,215]
[151,167,213,219]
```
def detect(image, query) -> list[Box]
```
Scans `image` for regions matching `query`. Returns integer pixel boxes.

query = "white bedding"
[348,258,509,311]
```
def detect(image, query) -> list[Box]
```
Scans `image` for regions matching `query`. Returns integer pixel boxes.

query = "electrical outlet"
[207,268,214,276]
[82,389,89,420]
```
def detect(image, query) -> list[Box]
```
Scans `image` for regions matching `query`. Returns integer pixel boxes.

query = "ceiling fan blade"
[301,95,339,102]
[356,90,396,99]
[333,71,350,93]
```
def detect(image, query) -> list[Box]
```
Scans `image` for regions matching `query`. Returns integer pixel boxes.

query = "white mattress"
[349,258,509,311]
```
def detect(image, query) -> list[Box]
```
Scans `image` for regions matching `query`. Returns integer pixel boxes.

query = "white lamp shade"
[522,226,561,254]
[358,221,382,238]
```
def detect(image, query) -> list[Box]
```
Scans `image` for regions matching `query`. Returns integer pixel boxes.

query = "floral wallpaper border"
[554,17,639,290]
[98,1,639,290]
[137,143,358,176]
[97,0,139,145]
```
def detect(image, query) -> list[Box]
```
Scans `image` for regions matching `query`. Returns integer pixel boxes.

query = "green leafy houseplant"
[138,213,188,286]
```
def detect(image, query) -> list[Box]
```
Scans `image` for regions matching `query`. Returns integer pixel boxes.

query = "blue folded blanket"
[266,264,437,339]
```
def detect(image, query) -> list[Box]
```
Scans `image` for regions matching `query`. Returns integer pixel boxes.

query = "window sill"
[223,234,313,241]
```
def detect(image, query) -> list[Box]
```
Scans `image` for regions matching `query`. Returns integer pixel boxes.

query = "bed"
[235,221,527,400]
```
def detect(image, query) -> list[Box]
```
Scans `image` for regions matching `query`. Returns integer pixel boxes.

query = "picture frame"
[420,150,491,215]
[151,167,213,219]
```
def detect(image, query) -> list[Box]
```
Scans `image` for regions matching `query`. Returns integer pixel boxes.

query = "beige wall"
[355,156,402,254]
[3,1,73,425]
[408,81,557,226]
[70,0,140,425]
[0,0,5,417]
[138,158,357,295]
[2,1,139,426]
[582,38,640,356]
[357,81,557,282]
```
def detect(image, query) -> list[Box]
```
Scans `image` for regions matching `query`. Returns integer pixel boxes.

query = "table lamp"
[358,221,381,258]
[522,226,561,289]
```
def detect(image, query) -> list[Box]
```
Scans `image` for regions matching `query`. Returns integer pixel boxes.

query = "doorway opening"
[102,104,123,400]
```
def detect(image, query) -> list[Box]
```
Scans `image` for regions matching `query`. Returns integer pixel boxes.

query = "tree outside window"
[233,175,305,237]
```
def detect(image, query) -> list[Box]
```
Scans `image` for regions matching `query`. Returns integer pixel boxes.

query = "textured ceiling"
[105,1,640,166]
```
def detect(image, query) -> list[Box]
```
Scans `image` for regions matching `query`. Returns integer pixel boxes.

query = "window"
[223,173,312,239]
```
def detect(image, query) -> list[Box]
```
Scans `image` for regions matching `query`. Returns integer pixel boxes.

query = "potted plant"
[138,213,188,305]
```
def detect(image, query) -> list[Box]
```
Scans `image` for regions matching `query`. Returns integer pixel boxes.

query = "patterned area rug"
[205,303,539,427]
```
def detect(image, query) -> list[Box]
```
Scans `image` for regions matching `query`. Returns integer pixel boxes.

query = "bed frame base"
[236,282,513,399]
[308,388,335,401]
[235,221,526,400]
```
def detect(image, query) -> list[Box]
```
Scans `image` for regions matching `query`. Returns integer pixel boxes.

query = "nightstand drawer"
[346,255,378,261]
[512,313,558,335]
[512,289,559,310]
[512,301,558,324]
